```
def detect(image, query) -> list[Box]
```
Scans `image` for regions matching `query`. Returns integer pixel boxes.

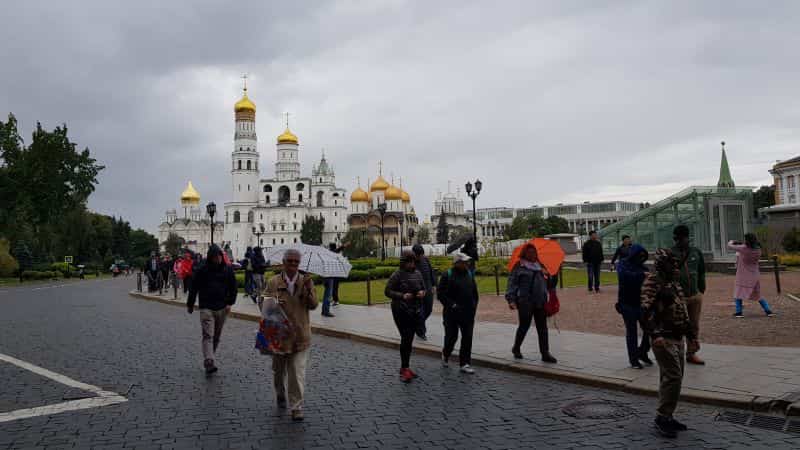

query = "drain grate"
[562,399,635,420]
[717,411,792,434]
[751,414,788,432]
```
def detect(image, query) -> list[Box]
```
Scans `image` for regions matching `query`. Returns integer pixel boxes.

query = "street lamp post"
[399,215,404,253]
[465,180,482,245]
[206,202,217,246]
[252,223,265,247]
[377,202,387,261]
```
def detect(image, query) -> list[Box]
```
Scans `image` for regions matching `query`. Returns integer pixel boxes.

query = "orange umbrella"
[507,238,565,275]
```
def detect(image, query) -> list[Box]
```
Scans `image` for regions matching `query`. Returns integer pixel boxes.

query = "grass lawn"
[0,273,112,286]
[317,268,618,305]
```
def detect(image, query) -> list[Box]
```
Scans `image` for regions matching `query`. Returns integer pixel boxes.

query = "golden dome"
[401,190,410,203]
[350,187,369,203]
[234,92,256,113]
[180,181,200,204]
[385,185,403,200]
[370,176,390,192]
[277,127,299,144]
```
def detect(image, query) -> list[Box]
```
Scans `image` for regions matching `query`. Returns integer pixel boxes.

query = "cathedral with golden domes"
[222,83,348,259]
[348,166,419,254]
[158,181,224,254]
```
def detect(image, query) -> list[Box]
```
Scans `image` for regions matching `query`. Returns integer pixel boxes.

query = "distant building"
[600,142,754,260]
[465,201,641,242]
[759,156,800,246]
[430,183,470,230]
[348,168,419,253]
[159,181,224,254]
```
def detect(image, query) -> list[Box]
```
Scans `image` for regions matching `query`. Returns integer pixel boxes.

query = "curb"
[129,290,769,411]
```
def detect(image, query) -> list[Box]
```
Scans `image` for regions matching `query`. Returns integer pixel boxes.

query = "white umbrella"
[262,243,352,278]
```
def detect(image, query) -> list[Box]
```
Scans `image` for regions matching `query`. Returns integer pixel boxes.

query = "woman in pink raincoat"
[728,233,776,318]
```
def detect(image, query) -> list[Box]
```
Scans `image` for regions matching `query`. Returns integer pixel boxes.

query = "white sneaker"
[441,354,449,368]
[460,364,475,374]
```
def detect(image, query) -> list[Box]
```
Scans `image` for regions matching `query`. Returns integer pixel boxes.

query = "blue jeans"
[322,278,334,315]
[586,263,601,291]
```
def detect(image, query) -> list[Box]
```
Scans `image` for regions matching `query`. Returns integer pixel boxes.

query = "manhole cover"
[562,399,635,420]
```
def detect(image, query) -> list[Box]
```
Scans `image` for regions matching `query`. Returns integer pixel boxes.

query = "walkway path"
[130,289,800,413]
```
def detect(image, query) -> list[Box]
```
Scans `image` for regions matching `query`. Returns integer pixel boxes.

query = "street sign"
[65,256,74,264]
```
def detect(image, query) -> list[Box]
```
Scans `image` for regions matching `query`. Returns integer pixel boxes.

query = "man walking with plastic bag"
[187,244,237,375]
[262,249,318,421]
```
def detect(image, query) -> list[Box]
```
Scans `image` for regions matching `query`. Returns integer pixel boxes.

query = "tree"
[0,238,19,277]
[435,214,450,244]
[505,214,571,240]
[341,228,377,259]
[416,227,431,245]
[130,229,158,260]
[163,233,185,257]
[753,185,776,216]
[300,215,325,245]
[0,113,104,259]
[449,226,471,244]
[10,240,32,272]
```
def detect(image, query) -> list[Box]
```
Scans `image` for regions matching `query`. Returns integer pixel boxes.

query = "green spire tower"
[717,141,735,188]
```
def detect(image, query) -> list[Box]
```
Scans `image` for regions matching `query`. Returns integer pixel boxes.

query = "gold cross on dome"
[284,112,291,128]
[241,73,248,92]
[378,160,383,176]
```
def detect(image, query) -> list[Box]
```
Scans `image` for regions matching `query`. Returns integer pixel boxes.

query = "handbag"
[255,296,294,355]
[544,288,560,317]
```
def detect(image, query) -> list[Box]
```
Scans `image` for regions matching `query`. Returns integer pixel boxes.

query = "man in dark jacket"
[438,252,479,374]
[641,248,697,438]
[616,244,651,369]
[582,230,604,293]
[251,246,267,304]
[187,244,238,374]
[413,244,436,340]
[671,225,706,365]
[610,235,632,269]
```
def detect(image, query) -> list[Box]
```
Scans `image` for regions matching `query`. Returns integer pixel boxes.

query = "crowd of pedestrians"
[168,224,778,436]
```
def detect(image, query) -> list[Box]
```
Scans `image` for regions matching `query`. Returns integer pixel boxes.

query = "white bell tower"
[231,75,259,203]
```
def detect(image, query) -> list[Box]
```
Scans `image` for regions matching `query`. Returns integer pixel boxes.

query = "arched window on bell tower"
[247,160,251,170]
[238,160,242,170]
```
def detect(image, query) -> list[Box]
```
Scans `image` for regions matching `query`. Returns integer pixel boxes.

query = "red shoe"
[400,368,414,383]
[407,368,419,378]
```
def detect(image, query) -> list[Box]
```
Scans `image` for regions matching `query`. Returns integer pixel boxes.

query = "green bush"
[347,270,371,281]
[21,270,58,280]
[369,267,396,279]
[778,254,800,266]
[0,238,19,277]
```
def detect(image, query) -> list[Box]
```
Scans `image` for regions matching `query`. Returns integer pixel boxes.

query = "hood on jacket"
[206,244,224,266]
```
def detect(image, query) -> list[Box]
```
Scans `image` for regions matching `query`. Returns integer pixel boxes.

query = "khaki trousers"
[652,338,685,417]
[272,349,310,412]
[200,308,228,361]
[685,293,703,354]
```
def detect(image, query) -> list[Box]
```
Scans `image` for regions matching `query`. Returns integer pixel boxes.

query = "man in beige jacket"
[263,249,318,421]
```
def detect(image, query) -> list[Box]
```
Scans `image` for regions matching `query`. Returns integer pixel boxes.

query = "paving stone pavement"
[1,279,799,449]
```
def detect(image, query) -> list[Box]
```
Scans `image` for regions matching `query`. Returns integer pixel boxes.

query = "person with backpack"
[413,244,436,340]
[186,244,238,375]
[641,248,697,438]
[242,247,254,300]
[729,234,776,318]
[616,244,652,369]
[438,252,479,374]
[506,243,557,363]
[385,251,427,383]
[671,225,706,365]
[251,246,267,304]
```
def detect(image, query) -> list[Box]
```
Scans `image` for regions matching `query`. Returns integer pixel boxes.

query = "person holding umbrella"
[385,250,427,382]
[506,241,557,363]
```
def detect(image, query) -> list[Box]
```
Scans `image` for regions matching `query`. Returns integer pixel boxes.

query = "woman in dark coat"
[616,244,651,369]
[506,244,557,363]
[385,251,427,383]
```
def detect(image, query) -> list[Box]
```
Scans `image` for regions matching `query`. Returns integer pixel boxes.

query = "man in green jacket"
[671,225,706,365]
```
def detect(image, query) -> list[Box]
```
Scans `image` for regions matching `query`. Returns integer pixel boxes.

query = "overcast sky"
[2,0,798,233]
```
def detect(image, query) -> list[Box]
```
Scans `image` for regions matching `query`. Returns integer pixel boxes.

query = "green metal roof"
[718,146,735,188]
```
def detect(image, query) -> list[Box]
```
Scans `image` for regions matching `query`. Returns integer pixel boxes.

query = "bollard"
[773,255,782,294]
[174,277,178,299]
[559,266,564,289]
[494,265,500,296]
[366,275,372,306]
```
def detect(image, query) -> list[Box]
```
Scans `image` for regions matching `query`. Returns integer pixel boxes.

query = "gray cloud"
[2,0,797,232]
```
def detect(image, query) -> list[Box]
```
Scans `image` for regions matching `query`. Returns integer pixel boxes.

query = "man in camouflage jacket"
[641,248,698,438]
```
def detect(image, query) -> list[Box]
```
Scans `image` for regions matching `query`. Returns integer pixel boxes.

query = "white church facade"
[158,181,223,254]
[222,86,348,259]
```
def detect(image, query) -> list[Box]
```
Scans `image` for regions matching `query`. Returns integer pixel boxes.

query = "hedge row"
[21,270,59,280]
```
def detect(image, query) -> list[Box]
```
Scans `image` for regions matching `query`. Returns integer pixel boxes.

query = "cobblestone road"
[0,278,797,449]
